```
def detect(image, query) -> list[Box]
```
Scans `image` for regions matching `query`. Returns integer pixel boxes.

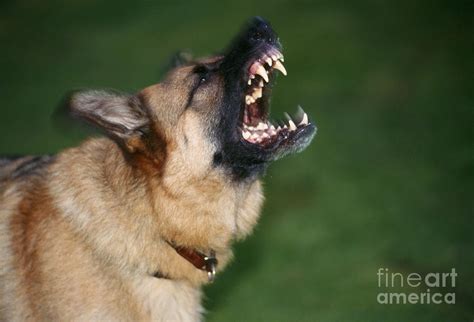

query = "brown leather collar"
[167,242,218,282]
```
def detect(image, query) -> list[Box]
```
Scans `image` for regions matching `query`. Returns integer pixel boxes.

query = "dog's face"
[69,17,316,180]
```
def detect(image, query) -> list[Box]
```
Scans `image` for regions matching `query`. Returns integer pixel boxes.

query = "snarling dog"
[0,17,315,321]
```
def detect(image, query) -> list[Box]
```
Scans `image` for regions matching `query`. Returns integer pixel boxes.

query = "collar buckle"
[168,241,219,282]
[204,250,217,282]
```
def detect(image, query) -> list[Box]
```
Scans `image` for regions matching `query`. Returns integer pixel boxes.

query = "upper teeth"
[255,64,269,83]
[247,50,286,86]
[273,60,287,76]
[265,57,273,67]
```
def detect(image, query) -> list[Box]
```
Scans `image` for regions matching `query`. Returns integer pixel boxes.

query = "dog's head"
[69,17,316,180]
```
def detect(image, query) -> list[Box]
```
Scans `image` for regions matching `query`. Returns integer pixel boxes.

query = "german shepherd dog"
[0,17,315,321]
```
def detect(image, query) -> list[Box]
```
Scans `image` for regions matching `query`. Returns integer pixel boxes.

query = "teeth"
[265,57,273,67]
[259,80,264,87]
[300,113,309,125]
[246,95,255,105]
[252,87,262,99]
[273,60,287,76]
[257,122,268,130]
[255,64,269,82]
[271,54,278,61]
[262,132,269,139]
[242,131,251,140]
[248,79,252,85]
[250,74,255,79]
[288,119,297,131]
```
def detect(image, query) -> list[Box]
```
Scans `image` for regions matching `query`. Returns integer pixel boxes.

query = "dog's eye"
[193,65,210,84]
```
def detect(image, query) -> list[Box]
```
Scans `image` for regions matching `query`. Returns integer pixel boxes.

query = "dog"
[0,17,316,321]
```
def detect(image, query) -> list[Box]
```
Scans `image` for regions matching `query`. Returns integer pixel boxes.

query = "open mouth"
[239,47,312,149]
[218,17,316,176]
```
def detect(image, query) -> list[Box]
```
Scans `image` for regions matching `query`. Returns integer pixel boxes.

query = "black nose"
[221,17,280,75]
[246,16,277,45]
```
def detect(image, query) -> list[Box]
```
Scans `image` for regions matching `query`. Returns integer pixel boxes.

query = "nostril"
[251,31,263,41]
[250,32,275,44]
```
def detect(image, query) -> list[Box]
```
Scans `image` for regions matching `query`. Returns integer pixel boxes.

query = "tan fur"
[0,56,264,321]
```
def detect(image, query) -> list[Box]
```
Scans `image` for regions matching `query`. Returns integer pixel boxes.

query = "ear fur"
[68,90,149,141]
[168,51,194,68]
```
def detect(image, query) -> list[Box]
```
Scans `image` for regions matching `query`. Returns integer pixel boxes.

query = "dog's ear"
[158,51,194,78]
[68,90,149,151]
[169,51,194,68]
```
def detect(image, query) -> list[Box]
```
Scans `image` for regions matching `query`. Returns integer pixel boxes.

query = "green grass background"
[0,0,472,321]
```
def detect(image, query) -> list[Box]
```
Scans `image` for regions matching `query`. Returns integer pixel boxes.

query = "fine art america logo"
[377,268,457,304]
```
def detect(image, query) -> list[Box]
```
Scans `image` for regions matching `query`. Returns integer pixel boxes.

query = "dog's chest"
[130,277,204,322]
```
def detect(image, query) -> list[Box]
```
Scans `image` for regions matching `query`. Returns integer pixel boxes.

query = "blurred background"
[0,0,472,321]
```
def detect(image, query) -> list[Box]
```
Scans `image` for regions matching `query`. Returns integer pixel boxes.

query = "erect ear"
[159,51,194,78]
[68,90,149,151]
[167,51,194,69]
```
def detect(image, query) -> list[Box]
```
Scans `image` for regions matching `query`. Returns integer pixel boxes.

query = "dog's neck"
[50,138,264,285]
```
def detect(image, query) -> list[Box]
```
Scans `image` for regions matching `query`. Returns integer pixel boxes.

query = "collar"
[167,242,218,282]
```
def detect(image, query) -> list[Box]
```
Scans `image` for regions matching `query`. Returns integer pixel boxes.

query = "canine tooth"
[300,112,309,125]
[242,131,251,139]
[255,64,269,82]
[266,57,273,67]
[273,60,287,76]
[259,80,264,87]
[288,119,297,131]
